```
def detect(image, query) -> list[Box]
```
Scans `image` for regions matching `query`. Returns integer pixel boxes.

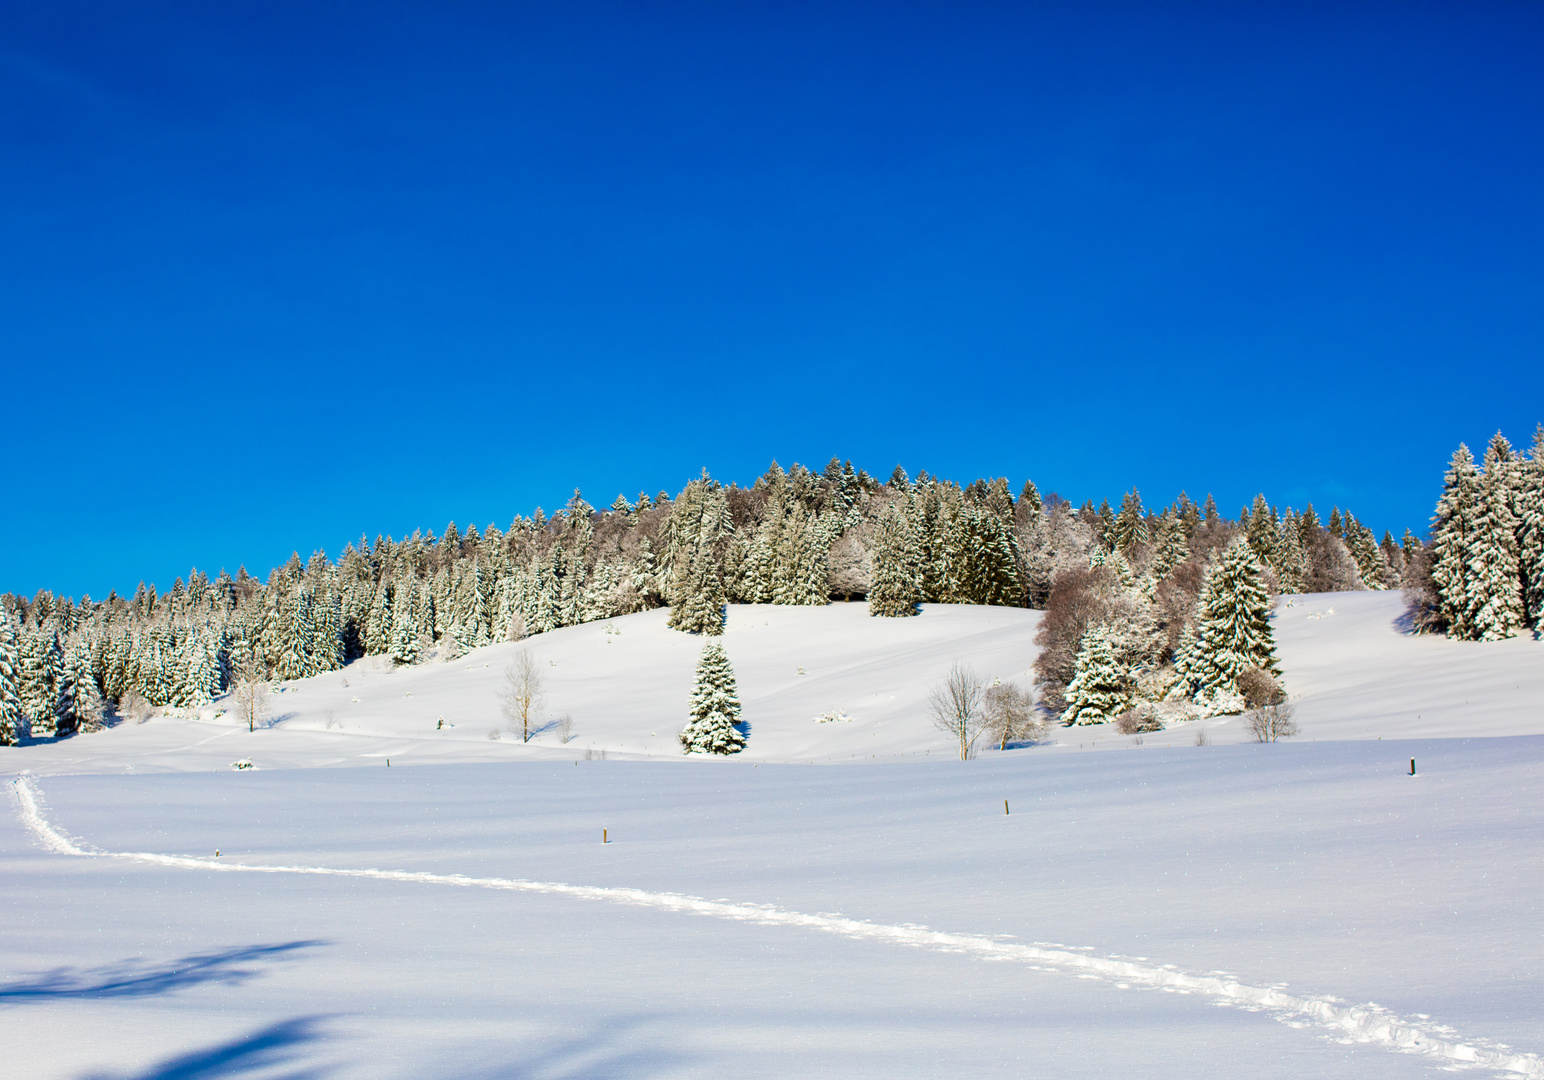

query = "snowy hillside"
[2,590,1540,777]
[5,593,1544,1078]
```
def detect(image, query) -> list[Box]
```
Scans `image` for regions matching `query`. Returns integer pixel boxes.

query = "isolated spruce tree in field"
[1060,624,1130,725]
[869,504,921,617]
[680,640,745,754]
[1192,538,1280,700]
[0,614,23,745]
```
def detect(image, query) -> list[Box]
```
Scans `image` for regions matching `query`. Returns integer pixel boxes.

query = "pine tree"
[1519,425,1544,627]
[680,640,746,754]
[868,504,921,617]
[1191,539,1280,699]
[1466,436,1524,640]
[1343,516,1389,590]
[389,582,422,665]
[1429,445,1479,637]
[667,549,726,635]
[64,641,104,732]
[0,614,21,745]
[1112,490,1149,551]
[16,628,55,731]
[1060,624,1130,725]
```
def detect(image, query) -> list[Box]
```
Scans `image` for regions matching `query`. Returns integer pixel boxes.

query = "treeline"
[0,457,1415,745]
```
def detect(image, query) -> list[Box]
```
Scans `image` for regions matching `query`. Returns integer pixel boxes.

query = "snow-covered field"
[3,593,1541,1078]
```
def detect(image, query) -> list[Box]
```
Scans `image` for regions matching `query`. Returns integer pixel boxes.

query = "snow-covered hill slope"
[2,591,1539,777]
[1275,592,1543,740]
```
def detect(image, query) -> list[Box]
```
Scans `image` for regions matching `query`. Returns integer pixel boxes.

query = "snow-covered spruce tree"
[668,549,726,635]
[1060,623,1130,725]
[680,640,745,754]
[1112,489,1149,552]
[1520,425,1544,627]
[389,583,422,665]
[868,503,921,617]
[0,613,23,745]
[1343,517,1389,590]
[65,642,105,731]
[1191,538,1280,700]
[1429,444,1480,637]
[1465,435,1524,640]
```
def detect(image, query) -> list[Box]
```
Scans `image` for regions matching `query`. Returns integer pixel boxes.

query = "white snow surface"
[3,592,1542,1078]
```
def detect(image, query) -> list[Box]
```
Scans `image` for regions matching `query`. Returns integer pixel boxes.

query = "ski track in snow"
[12,775,1539,1078]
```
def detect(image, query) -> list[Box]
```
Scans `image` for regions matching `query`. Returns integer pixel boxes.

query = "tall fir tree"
[1429,445,1480,638]
[1466,436,1524,640]
[680,640,746,754]
[868,504,921,617]
[1519,425,1544,627]
[0,614,23,744]
[1191,538,1280,699]
[667,549,726,635]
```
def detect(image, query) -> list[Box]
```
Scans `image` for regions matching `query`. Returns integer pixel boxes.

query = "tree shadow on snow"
[0,941,327,1004]
[77,1014,337,1080]
[456,1013,690,1080]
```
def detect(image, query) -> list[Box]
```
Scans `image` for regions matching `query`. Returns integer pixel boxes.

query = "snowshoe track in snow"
[13,775,1540,1077]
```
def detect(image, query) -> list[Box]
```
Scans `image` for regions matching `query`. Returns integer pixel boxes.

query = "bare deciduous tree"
[231,662,269,733]
[499,649,544,743]
[1244,702,1298,743]
[556,714,574,744]
[982,682,1041,749]
[929,663,985,760]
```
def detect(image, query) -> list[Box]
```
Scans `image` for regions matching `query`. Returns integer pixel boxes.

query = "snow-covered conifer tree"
[868,504,921,617]
[1112,490,1149,551]
[1465,436,1524,640]
[1191,538,1280,699]
[667,549,725,635]
[1060,624,1129,725]
[1519,425,1544,627]
[1429,445,1480,637]
[65,642,104,732]
[1343,517,1389,590]
[0,614,22,745]
[389,582,421,665]
[680,640,745,754]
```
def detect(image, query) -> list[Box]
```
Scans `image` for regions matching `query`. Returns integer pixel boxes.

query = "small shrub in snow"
[230,759,254,770]
[814,709,852,723]
[488,728,501,740]
[120,691,154,725]
[556,714,574,743]
[1245,702,1299,743]
[1115,703,1164,735]
[1237,665,1286,709]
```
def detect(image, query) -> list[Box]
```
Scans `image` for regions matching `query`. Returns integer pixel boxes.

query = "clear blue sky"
[2,1,1540,600]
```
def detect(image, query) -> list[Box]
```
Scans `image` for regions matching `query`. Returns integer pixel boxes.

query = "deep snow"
[2,592,1541,1078]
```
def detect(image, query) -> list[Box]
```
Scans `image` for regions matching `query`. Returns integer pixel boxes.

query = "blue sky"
[2,1,1540,599]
